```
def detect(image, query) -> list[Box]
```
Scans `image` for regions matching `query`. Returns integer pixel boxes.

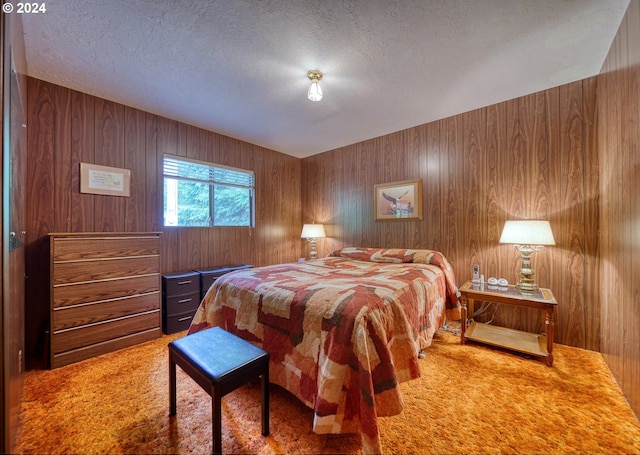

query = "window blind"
[163,155,254,189]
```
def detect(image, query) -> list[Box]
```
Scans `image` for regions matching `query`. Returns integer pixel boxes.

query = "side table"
[459,280,557,366]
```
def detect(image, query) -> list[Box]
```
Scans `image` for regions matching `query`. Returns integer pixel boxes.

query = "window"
[163,155,254,227]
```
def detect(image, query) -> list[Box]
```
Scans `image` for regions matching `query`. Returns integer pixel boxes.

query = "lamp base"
[309,238,318,260]
[516,279,539,295]
[515,244,541,295]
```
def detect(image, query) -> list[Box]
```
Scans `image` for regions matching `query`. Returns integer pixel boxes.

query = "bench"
[169,326,270,454]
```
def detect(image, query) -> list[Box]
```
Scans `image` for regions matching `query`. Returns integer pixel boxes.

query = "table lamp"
[301,224,325,259]
[499,220,555,294]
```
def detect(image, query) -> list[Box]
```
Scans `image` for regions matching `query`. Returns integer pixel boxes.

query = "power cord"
[474,302,499,324]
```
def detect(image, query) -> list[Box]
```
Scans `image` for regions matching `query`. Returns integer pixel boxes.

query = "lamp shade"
[301,224,326,239]
[499,220,555,246]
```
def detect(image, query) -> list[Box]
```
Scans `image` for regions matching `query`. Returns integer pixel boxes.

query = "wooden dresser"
[49,232,162,368]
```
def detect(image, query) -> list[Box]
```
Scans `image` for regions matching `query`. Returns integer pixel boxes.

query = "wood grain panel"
[144,113,160,232]
[441,115,463,276]
[558,82,587,347]
[53,85,72,232]
[425,121,442,252]
[504,97,526,221]
[581,76,600,352]
[124,106,146,231]
[406,126,425,248]
[70,90,95,232]
[94,98,125,232]
[462,109,486,281]
[484,104,505,279]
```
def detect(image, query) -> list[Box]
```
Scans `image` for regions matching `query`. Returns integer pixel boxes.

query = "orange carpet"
[15,330,640,454]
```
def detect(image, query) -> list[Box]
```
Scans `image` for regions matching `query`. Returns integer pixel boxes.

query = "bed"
[188,247,460,454]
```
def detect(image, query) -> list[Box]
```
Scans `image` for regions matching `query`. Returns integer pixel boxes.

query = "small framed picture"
[80,163,131,197]
[374,179,423,221]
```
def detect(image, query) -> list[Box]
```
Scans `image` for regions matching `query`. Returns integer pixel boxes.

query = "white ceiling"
[20,0,629,158]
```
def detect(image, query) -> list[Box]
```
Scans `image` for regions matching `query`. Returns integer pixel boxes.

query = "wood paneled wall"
[302,78,599,350]
[597,0,640,418]
[25,78,302,361]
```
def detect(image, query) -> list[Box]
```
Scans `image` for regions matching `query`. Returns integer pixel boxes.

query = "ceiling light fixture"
[307,70,323,102]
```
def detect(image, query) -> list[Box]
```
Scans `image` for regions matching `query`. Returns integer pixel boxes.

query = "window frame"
[162,154,255,228]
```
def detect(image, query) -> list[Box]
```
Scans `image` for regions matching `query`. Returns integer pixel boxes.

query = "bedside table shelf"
[465,322,548,357]
[459,280,557,366]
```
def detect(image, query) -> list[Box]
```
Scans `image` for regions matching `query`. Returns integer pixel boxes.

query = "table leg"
[544,306,554,367]
[461,295,468,344]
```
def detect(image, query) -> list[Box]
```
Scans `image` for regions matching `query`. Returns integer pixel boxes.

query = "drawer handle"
[177,280,192,285]
[178,298,192,304]
[178,315,192,322]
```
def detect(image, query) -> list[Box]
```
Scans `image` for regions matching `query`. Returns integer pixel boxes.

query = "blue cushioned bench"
[169,326,270,454]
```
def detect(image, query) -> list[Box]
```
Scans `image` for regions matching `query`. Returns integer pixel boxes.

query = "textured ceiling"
[21,0,629,158]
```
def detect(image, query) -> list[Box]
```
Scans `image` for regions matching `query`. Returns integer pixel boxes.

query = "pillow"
[330,247,415,263]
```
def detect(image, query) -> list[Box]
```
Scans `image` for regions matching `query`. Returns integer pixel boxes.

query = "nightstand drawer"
[163,309,196,334]
[164,291,200,315]
[162,271,199,297]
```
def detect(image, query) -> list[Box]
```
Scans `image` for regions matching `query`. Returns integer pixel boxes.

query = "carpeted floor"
[14,329,640,454]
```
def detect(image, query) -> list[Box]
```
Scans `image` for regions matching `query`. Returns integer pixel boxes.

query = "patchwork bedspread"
[188,247,460,454]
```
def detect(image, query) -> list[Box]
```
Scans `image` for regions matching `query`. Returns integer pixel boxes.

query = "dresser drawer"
[196,264,252,299]
[163,291,200,315]
[163,309,196,334]
[162,271,200,297]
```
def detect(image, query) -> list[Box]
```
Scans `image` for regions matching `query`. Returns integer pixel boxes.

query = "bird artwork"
[382,190,414,217]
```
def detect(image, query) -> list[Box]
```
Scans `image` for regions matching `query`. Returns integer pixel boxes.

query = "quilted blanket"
[188,247,460,454]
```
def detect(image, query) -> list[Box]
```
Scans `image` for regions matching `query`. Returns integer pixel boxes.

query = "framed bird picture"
[374,179,423,221]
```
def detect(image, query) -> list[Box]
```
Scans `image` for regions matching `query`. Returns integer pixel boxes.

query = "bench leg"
[169,353,177,416]
[261,366,269,436]
[212,389,222,454]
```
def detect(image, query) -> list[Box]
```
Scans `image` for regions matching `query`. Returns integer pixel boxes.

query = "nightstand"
[162,271,200,334]
[459,280,558,366]
[195,264,252,300]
